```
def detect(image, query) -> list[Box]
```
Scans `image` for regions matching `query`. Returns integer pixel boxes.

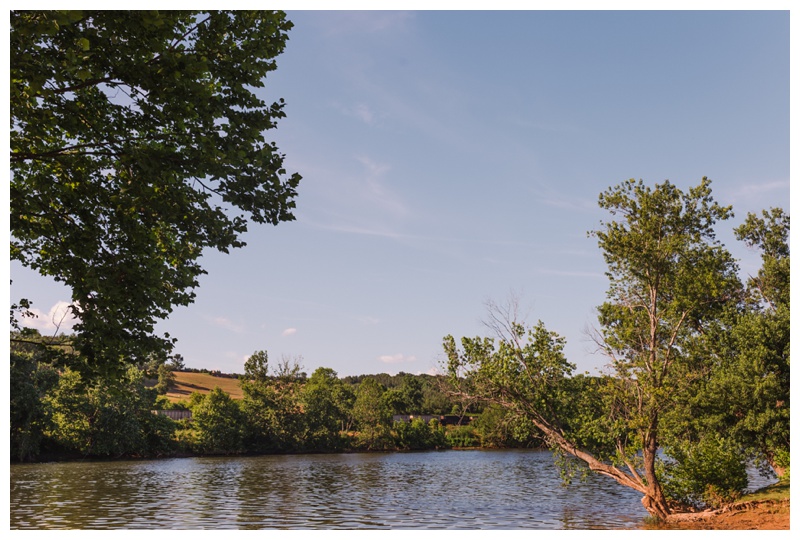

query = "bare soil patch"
[646,499,789,530]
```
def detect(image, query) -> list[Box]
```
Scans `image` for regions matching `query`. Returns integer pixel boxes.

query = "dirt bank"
[648,499,789,530]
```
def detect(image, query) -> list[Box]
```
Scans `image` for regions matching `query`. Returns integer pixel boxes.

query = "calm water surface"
[9,449,656,529]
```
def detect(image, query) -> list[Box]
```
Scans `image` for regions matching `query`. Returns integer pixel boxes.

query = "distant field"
[166,371,243,402]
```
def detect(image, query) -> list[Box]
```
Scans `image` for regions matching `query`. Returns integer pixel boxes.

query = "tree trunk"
[524,413,651,498]
[641,431,671,519]
[529,413,674,518]
[766,452,787,479]
[497,399,673,518]
[641,490,671,520]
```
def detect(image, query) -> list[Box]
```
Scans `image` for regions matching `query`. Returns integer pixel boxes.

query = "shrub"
[659,434,748,508]
[191,387,245,454]
[445,425,479,448]
[393,418,448,450]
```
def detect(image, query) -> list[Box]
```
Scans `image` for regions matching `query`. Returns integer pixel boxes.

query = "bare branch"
[43,77,118,95]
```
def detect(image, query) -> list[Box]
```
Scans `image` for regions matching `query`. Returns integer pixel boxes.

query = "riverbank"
[646,481,790,530]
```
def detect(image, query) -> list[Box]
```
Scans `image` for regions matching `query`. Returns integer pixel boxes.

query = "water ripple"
[11,449,651,529]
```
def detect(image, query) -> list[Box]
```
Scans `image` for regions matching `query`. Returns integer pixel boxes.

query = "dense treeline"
[9,339,542,462]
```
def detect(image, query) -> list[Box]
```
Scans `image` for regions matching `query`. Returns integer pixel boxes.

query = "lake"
[12,447,775,530]
[10,449,658,529]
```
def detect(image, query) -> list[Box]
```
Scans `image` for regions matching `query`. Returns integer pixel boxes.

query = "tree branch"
[43,77,118,96]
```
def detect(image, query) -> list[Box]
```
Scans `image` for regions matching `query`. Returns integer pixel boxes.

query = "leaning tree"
[445,178,742,518]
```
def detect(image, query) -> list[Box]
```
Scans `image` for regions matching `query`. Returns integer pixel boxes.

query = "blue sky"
[9,8,791,378]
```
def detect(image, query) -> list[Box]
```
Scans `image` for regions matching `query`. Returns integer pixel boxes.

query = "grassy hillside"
[739,479,789,503]
[165,371,243,402]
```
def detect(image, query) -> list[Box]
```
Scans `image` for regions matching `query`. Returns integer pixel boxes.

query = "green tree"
[658,433,748,508]
[684,209,790,479]
[445,178,742,518]
[155,363,176,395]
[186,390,208,410]
[471,403,541,448]
[239,349,274,451]
[393,417,447,450]
[420,377,454,415]
[367,374,423,415]
[736,208,790,309]
[445,318,598,461]
[244,350,271,382]
[239,351,305,452]
[397,376,424,414]
[11,11,301,375]
[191,387,245,454]
[721,305,790,477]
[10,334,60,461]
[301,367,354,450]
[268,357,308,450]
[590,177,741,516]
[352,377,392,450]
[166,354,186,371]
[44,365,172,457]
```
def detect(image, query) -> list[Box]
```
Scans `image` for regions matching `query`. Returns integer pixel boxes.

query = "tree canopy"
[444,178,780,519]
[10,11,301,374]
[591,178,741,517]
[666,208,791,484]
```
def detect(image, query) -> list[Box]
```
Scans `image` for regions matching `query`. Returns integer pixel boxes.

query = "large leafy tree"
[302,367,354,450]
[729,209,790,476]
[673,209,790,480]
[445,178,742,519]
[10,333,60,461]
[352,377,393,450]
[591,178,741,516]
[239,350,306,452]
[383,375,424,415]
[11,11,301,374]
[190,387,245,455]
[43,365,174,458]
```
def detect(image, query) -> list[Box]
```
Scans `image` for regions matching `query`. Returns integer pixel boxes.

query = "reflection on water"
[11,449,652,529]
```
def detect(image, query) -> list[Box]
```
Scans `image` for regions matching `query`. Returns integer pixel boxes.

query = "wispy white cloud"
[303,218,407,239]
[505,117,589,135]
[528,179,599,212]
[21,301,77,334]
[357,155,390,178]
[333,101,381,126]
[356,156,409,218]
[727,180,790,204]
[378,353,417,364]
[537,268,605,278]
[313,11,414,37]
[354,103,375,125]
[357,316,380,326]
[282,327,298,337]
[296,152,409,238]
[302,216,558,252]
[539,196,597,211]
[210,317,245,334]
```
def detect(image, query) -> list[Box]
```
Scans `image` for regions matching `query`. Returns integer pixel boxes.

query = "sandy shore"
[647,500,790,530]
